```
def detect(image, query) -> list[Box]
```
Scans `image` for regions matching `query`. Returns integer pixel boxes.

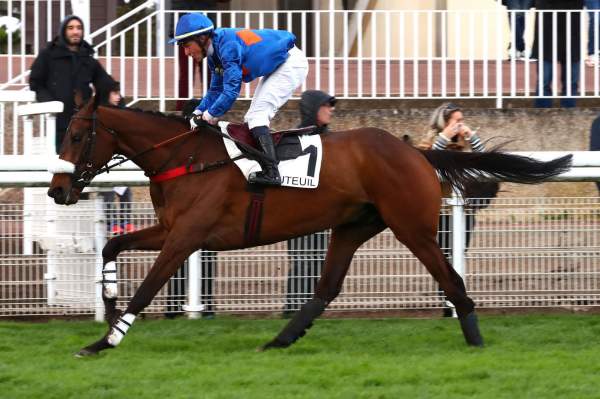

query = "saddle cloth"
[219,122,323,189]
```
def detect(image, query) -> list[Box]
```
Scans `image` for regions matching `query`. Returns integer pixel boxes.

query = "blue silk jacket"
[196,28,296,117]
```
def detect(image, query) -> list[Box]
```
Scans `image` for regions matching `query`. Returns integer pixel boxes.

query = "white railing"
[2,6,600,105]
[0,143,599,318]
[0,0,72,87]
[1,195,599,318]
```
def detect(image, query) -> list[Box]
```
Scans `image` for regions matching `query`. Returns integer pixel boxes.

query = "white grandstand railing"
[2,6,600,105]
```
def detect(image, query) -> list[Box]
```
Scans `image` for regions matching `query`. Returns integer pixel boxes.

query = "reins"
[76,113,268,185]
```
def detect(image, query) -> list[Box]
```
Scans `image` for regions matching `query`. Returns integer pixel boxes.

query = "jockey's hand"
[189,110,205,130]
[202,110,219,125]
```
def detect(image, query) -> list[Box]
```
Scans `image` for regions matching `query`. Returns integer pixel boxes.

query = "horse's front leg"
[77,228,199,357]
[100,224,167,326]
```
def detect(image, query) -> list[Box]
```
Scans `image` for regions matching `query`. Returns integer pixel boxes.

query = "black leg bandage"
[265,298,327,349]
[459,311,484,347]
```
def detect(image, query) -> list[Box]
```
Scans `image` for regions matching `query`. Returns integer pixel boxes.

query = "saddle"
[226,123,317,160]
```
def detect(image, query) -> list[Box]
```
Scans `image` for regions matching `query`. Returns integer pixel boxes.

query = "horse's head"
[47,95,117,205]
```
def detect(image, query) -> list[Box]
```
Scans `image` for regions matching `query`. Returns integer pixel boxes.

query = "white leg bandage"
[102,261,118,299]
[107,313,136,347]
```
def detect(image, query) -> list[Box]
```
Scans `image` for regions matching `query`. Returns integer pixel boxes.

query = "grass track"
[1,314,599,399]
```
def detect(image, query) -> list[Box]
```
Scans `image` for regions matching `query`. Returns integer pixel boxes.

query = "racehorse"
[47,95,571,357]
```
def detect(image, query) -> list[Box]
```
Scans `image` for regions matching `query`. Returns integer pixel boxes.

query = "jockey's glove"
[189,109,207,130]
[202,110,219,125]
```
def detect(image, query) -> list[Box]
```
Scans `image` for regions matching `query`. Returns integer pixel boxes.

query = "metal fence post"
[45,113,57,156]
[183,250,204,319]
[448,189,466,318]
[93,196,106,322]
[157,0,166,112]
[22,115,34,255]
[44,195,57,305]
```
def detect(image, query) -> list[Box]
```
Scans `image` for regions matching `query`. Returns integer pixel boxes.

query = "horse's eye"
[72,135,82,143]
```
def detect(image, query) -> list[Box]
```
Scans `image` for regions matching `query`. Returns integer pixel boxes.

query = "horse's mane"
[102,105,188,126]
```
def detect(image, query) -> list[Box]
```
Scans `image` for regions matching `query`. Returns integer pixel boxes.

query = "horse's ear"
[74,90,85,109]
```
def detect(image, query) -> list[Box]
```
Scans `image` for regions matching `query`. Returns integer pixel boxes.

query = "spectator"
[590,113,600,193]
[585,0,600,66]
[532,0,585,108]
[97,81,134,235]
[283,90,336,318]
[418,103,499,317]
[165,98,217,319]
[29,15,112,152]
[503,0,535,59]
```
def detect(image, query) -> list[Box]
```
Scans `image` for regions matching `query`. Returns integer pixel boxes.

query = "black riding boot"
[249,126,281,186]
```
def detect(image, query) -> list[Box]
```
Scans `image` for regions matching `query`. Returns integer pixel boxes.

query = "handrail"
[0,1,155,90]
[88,0,155,41]
[0,151,599,187]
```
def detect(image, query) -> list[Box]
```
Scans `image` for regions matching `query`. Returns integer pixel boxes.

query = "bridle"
[68,111,118,189]
[64,109,270,189]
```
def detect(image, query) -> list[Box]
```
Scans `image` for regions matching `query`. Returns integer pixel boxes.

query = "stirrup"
[248,170,281,186]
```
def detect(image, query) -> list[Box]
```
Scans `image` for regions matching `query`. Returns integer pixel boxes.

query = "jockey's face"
[182,36,210,63]
[316,103,335,126]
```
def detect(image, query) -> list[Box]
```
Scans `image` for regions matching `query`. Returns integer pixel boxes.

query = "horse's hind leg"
[100,224,167,325]
[260,216,386,351]
[402,234,483,347]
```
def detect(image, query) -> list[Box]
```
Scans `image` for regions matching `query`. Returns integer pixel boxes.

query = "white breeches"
[244,46,309,129]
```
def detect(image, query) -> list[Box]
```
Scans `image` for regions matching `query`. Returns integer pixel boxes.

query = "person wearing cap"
[29,15,113,152]
[283,90,336,317]
[170,13,309,186]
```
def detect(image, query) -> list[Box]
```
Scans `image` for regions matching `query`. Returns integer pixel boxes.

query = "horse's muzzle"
[48,174,80,205]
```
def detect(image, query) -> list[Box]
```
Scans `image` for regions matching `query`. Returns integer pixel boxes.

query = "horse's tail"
[419,149,572,196]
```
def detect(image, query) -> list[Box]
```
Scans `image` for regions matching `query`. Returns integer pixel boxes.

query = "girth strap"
[243,185,265,246]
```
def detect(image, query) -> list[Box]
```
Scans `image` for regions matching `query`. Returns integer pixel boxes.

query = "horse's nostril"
[48,186,63,199]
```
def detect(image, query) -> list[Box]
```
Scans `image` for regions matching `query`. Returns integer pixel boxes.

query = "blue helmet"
[168,13,214,45]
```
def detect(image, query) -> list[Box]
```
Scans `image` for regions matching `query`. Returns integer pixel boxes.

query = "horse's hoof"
[74,347,99,358]
[258,338,290,352]
[459,311,484,347]
[74,337,114,358]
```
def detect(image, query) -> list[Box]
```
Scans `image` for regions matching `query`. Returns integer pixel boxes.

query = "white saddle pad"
[219,122,323,189]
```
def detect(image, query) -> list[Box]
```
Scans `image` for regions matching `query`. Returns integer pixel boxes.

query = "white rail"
[2,7,600,104]
[1,196,600,318]
[0,152,597,187]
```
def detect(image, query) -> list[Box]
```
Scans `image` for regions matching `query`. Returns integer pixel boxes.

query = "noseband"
[68,111,117,189]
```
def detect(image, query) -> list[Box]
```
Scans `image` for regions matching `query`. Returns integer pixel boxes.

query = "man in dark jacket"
[29,15,112,152]
[283,90,336,317]
[532,0,585,108]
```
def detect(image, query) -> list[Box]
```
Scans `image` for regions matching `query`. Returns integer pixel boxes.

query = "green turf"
[1,314,599,399]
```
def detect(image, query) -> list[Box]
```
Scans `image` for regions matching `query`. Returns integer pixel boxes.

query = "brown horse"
[48,97,571,357]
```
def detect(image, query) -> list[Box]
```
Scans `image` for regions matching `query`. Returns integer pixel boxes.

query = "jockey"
[170,13,309,186]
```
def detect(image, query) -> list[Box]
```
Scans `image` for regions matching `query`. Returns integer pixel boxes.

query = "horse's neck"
[101,108,227,173]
